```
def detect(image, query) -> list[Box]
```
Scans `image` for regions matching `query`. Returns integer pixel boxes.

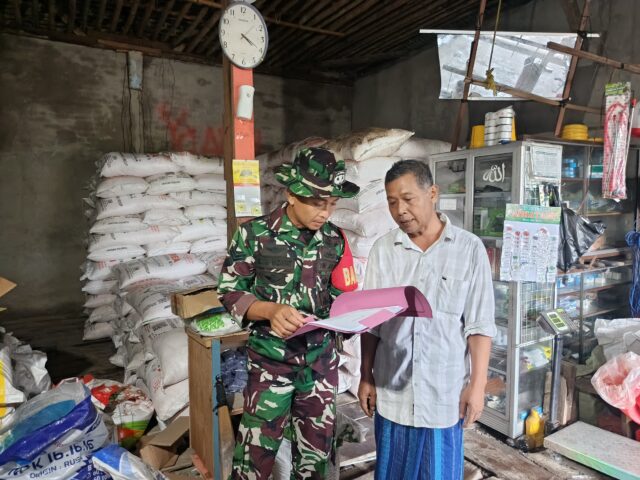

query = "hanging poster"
[232,159,262,217]
[500,204,561,283]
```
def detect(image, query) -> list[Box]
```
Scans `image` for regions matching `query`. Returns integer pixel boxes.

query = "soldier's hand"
[358,376,376,417]
[268,304,305,338]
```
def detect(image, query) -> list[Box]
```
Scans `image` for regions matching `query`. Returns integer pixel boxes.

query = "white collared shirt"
[364,214,496,428]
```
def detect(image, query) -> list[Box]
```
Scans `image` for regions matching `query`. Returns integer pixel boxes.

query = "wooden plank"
[152,0,174,40]
[545,421,640,479]
[136,0,155,37]
[464,429,550,480]
[548,41,640,75]
[161,1,190,42]
[122,0,140,35]
[95,0,106,29]
[451,0,487,151]
[555,0,591,137]
[186,9,219,53]
[171,5,207,48]
[66,0,75,32]
[81,0,89,30]
[109,0,123,32]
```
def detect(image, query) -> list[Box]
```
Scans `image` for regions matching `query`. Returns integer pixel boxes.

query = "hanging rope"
[485,0,503,95]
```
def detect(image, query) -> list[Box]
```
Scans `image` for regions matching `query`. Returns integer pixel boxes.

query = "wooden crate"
[187,328,249,478]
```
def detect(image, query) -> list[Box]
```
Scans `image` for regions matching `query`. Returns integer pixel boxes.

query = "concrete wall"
[353,0,640,143]
[0,33,351,318]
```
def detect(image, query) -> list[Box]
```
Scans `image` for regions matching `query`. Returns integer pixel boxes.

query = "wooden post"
[451,0,487,151]
[222,33,255,244]
[554,0,591,137]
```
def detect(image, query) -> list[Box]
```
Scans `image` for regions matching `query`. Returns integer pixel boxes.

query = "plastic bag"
[591,352,640,409]
[550,186,606,271]
[0,383,110,479]
[93,444,168,480]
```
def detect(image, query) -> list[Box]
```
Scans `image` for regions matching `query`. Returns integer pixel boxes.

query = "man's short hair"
[384,159,434,189]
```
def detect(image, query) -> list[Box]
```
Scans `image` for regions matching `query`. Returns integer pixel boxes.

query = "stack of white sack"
[0,327,52,428]
[80,152,231,423]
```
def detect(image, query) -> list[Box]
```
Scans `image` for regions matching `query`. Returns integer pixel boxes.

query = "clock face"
[219,2,268,69]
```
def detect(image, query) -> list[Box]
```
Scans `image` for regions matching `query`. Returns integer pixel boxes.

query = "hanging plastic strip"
[603,82,632,200]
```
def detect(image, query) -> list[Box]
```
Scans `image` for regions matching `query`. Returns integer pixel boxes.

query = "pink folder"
[286,286,432,339]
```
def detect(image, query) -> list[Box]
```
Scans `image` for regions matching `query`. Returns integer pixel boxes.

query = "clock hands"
[241,33,256,48]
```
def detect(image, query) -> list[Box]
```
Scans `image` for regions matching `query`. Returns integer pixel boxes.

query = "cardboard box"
[139,416,190,471]
[171,287,222,319]
[0,277,17,314]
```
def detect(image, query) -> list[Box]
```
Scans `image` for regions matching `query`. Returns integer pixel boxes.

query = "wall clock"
[219,2,269,69]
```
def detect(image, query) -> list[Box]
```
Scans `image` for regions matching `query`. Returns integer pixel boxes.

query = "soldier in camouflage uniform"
[218,147,360,480]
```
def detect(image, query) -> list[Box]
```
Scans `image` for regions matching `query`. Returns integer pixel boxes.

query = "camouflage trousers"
[230,348,338,480]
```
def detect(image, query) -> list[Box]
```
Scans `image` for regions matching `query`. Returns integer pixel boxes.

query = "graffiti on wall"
[156,102,262,156]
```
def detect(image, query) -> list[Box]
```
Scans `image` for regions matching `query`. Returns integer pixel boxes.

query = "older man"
[358,160,496,480]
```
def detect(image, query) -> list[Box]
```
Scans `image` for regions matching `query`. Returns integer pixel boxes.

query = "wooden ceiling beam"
[95,0,106,29]
[110,0,123,32]
[171,5,207,48]
[66,0,75,32]
[161,1,190,42]
[136,0,155,37]
[81,0,90,30]
[152,0,174,40]
[196,28,218,54]
[122,0,140,35]
[186,10,220,53]
[48,0,55,29]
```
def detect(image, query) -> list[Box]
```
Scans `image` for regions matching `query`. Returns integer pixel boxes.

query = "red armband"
[331,229,358,292]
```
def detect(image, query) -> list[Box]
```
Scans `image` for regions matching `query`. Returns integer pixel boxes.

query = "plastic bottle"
[525,408,544,450]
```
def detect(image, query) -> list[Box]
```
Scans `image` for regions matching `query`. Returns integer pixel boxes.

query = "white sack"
[100,152,177,177]
[326,128,414,162]
[184,204,227,220]
[152,329,189,387]
[137,359,189,421]
[87,245,146,262]
[83,319,114,341]
[190,236,227,254]
[96,194,181,220]
[81,260,124,281]
[173,219,227,242]
[96,176,149,198]
[330,205,397,238]
[115,254,207,289]
[143,209,189,226]
[344,230,385,258]
[194,173,226,192]
[394,137,452,159]
[88,305,119,324]
[170,152,225,175]
[83,294,117,309]
[145,241,192,257]
[146,172,197,195]
[88,226,177,252]
[345,157,398,184]
[90,215,146,234]
[338,179,387,213]
[169,190,227,207]
[11,345,51,398]
[257,137,327,169]
[82,279,118,295]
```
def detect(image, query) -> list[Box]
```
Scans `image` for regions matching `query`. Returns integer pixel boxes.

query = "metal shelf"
[474,191,512,198]
[583,305,627,318]
[586,211,632,217]
[440,192,466,197]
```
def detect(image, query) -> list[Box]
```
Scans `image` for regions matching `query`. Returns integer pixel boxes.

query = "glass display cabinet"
[431,141,563,438]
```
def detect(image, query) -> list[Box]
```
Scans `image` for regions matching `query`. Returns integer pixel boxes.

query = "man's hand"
[459,383,485,428]
[358,376,376,417]
[267,304,305,338]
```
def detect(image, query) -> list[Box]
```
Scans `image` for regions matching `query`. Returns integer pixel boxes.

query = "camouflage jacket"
[218,203,345,373]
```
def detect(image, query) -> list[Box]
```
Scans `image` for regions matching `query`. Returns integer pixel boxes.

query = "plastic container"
[525,408,544,450]
[470,125,485,148]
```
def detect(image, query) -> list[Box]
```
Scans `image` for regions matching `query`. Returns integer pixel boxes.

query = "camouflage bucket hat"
[276,147,360,199]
